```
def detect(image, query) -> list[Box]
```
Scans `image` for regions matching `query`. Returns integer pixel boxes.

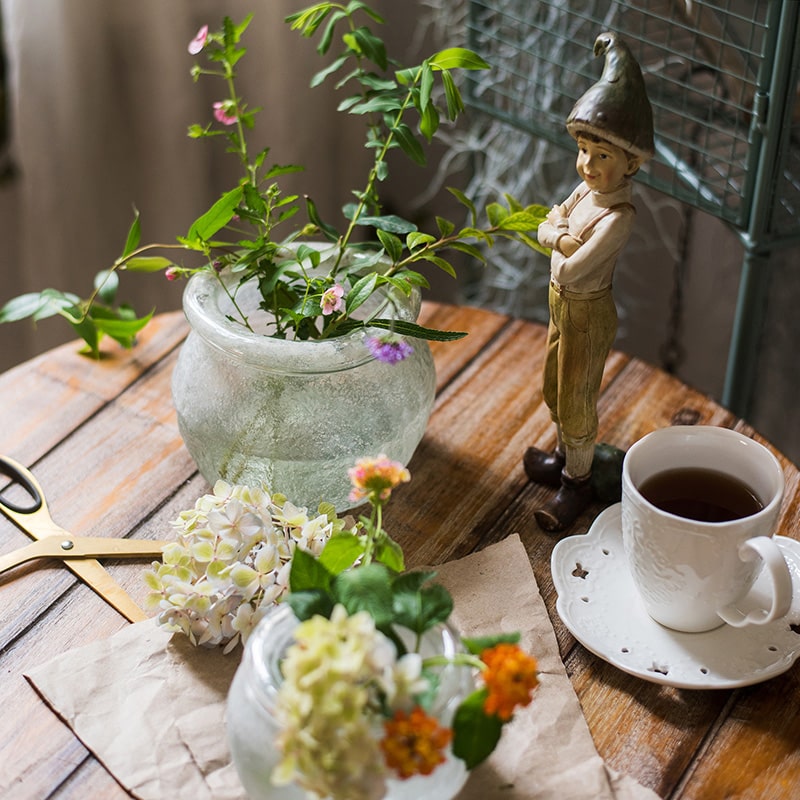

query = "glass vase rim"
[181,244,422,375]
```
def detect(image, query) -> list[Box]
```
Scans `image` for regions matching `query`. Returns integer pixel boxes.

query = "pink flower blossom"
[188,25,208,55]
[366,335,414,364]
[320,284,345,316]
[348,455,410,504]
[213,101,238,126]
[165,267,180,281]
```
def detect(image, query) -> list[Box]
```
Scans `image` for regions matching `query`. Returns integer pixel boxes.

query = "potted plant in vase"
[144,455,540,800]
[0,3,548,511]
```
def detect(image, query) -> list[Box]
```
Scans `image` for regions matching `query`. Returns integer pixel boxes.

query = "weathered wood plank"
[0,311,188,466]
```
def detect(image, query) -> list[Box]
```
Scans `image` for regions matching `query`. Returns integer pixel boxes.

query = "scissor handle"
[0,455,44,515]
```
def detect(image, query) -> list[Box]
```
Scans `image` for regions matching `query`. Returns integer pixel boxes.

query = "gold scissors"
[0,455,170,623]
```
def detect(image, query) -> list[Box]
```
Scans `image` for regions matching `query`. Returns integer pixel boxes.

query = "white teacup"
[621,425,794,633]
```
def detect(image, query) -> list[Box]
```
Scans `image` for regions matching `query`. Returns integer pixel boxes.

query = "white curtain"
[0,0,429,369]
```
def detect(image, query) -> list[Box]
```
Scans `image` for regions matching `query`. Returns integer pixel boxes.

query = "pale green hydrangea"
[143,480,344,652]
[272,605,429,800]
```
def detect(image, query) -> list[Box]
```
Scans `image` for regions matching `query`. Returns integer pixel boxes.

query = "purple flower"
[188,25,208,55]
[366,335,414,364]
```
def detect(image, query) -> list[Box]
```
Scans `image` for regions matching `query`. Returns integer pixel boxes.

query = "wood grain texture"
[1,302,798,799]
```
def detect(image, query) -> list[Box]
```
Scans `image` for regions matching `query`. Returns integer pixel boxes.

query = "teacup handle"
[717,537,794,628]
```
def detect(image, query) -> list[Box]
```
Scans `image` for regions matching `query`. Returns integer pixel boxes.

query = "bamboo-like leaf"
[447,187,478,225]
[428,47,491,71]
[440,70,464,120]
[123,256,177,273]
[120,210,142,259]
[186,186,244,243]
[365,318,467,341]
[377,229,403,263]
[391,123,426,166]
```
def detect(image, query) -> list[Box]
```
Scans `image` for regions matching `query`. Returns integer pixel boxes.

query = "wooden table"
[0,302,798,800]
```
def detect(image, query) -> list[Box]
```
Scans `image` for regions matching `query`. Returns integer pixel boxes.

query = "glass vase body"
[226,604,472,800]
[171,253,436,511]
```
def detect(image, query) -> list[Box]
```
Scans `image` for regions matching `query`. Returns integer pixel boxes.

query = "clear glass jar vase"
[171,248,436,511]
[226,604,472,800]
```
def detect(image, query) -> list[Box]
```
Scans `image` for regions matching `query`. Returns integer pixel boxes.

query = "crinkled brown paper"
[25,534,660,800]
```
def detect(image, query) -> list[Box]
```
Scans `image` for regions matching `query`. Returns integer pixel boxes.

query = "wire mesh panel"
[465,0,782,231]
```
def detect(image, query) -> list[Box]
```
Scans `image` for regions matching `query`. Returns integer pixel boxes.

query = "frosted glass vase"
[171,255,436,511]
[226,604,472,800]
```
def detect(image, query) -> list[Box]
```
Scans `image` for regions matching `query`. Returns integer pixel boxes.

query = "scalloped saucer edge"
[551,504,800,689]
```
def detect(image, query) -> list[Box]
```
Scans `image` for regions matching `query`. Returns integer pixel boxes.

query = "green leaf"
[93,310,154,349]
[428,47,491,71]
[345,272,379,315]
[94,270,119,305]
[447,241,486,263]
[406,232,436,251]
[289,546,334,594]
[120,210,141,259]
[495,210,545,232]
[391,123,426,166]
[0,291,75,323]
[305,196,341,242]
[377,229,403,263]
[419,63,434,110]
[486,202,509,227]
[440,70,464,121]
[436,216,455,238]
[316,10,347,55]
[374,535,405,572]
[447,187,478,225]
[462,632,521,655]
[319,532,365,575]
[332,563,395,626]
[123,256,176,273]
[452,689,504,769]
[365,318,467,341]
[286,589,335,622]
[351,26,388,70]
[348,95,404,115]
[412,253,457,278]
[391,570,453,634]
[186,186,244,243]
[311,53,348,87]
[419,101,440,141]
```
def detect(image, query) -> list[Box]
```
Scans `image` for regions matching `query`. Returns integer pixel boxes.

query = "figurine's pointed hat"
[566,32,654,163]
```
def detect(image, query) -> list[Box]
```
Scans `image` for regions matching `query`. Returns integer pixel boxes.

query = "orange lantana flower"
[380,706,452,779]
[481,643,539,721]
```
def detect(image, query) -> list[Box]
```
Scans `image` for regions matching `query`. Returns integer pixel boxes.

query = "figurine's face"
[575,137,633,193]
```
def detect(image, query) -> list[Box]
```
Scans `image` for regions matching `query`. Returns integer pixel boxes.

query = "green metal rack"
[465,0,800,418]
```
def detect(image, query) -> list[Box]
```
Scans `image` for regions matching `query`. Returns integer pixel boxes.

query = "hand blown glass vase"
[171,255,436,511]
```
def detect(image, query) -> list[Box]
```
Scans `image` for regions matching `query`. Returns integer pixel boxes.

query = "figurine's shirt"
[538,180,635,294]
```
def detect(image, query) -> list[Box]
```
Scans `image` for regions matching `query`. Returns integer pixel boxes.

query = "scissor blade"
[0,539,61,573]
[0,536,169,574]
[62,557,151,623]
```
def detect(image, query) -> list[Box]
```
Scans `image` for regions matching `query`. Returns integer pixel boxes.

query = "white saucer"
[551,504,800,689]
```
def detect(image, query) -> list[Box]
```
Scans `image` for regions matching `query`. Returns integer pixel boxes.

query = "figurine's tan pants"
[542,284,617,471]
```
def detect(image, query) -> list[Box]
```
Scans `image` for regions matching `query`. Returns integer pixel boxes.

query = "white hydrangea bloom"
[142,482,348,651]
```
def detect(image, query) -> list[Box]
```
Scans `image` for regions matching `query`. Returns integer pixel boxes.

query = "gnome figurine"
[524,32,654,532]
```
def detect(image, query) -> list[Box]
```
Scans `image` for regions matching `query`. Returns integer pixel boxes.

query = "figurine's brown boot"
[534,471,593,532]
[523,446,566,488]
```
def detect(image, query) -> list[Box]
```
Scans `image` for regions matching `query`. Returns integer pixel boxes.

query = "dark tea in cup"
[639,467,764,523]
